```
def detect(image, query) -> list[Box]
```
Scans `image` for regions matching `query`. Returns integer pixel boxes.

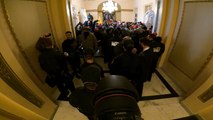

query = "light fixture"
[102,0,118,13]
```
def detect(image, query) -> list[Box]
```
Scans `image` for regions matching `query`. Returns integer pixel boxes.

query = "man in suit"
[148,35,165,73]
[109,36,141,97]
[139,37,154,82]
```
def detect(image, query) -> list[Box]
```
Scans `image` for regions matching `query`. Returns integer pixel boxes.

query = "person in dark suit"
[139,37,154,82]
[38,37,75,100]
[149,36,165,73]
[109,36,141,96]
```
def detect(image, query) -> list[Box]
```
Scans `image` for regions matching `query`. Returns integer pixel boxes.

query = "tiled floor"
[138,98,190,120]
[53,57,191,120]
[143,73,171,96]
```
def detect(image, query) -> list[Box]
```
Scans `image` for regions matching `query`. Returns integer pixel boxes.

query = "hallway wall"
[0,0,70,119]
[158,0,213,118]
[0,0,57,98]
[134,0,157,22]
[0,10,57,120]
[162,0,213,94]
[69,0,85,25]
[182,73,213,120]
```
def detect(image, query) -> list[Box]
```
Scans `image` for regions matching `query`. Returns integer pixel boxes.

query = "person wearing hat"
[84,13,93,29]
[77,26,98,53]
[138,37,154,82]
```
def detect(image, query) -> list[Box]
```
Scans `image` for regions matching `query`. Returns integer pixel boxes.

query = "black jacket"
[139,48,154,81]
[39,48,67,75]
[110,51,140,82]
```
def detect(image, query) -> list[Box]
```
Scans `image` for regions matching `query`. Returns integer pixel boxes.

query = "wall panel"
[162,1,213,93]
[3,0,53,83]
[169,2,213,79]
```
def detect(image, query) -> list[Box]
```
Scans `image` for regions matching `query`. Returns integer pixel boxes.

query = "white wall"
[134,0,157,22]
[0,1,58,119]
[70,0,86,24]
[72,0,84,7]
[163,0,213,94]
[85,0,134,10]
[121,11,134,22]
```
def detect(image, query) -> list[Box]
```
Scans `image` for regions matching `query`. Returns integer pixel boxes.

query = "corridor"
[53,57,190,120]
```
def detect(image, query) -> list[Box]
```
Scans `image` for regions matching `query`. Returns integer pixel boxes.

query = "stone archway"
[97,1,121,23]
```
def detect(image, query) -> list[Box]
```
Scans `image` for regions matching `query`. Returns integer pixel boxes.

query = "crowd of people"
[35,17,165,119]
[74,18,165,95]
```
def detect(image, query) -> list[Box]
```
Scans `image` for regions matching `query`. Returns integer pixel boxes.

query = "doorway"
[103,11,116,21]
[97,1,121,22]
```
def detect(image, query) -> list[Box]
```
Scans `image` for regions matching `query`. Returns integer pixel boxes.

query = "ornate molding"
[0,108,25,120]
[0,53,44,108]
